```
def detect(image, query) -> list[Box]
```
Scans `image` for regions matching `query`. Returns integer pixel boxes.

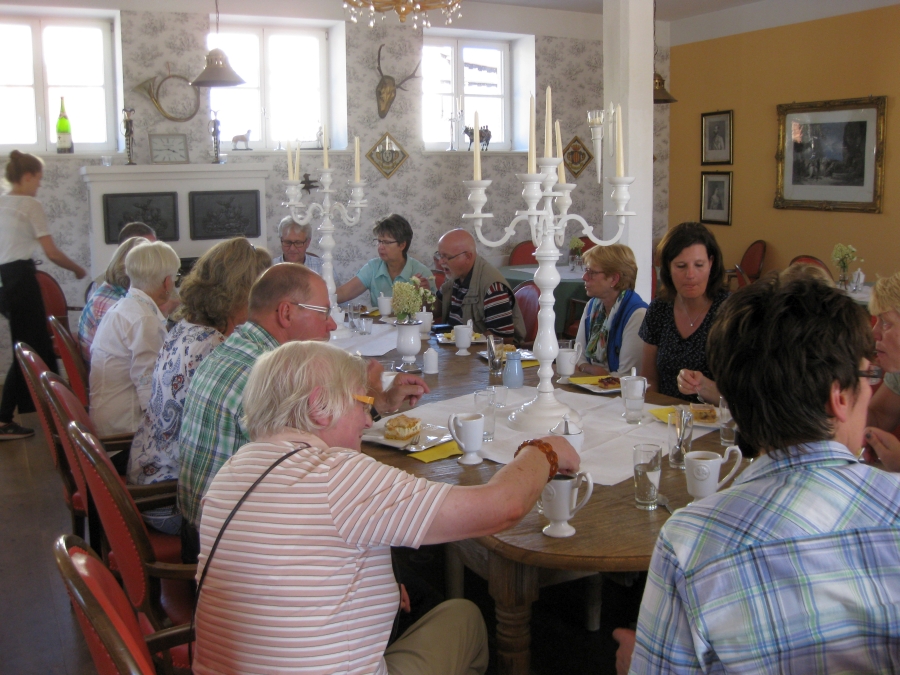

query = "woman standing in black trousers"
[0,151,86,439]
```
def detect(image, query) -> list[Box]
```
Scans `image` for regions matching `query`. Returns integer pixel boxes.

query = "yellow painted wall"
[669,5,900,279]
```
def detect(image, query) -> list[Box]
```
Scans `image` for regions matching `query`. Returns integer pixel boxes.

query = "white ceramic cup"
[416,310,433,336]
[620,375,648,424]
[537,472,594,538]
[377,295,393,316]
[684,447,743,502]
[454,325,473,356]
[555,343,584,384]
[449,413,484,465]
[549,426,584,453]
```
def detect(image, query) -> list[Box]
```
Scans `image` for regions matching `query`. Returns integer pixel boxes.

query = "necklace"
[679,297,709,327]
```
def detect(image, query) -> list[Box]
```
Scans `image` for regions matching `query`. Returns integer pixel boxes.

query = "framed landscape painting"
[701,111,733,165]
[774,96,885,213]
[700,171,732,225]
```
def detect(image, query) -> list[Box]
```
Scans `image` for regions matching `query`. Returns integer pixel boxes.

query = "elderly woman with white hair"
[89,240,180,473]
[194,340,579,675]
[273,214,323,275]
[865,272,900,471]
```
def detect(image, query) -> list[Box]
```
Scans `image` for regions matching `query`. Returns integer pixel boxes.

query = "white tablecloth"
[372,386,713,487]
[330,323,400,356]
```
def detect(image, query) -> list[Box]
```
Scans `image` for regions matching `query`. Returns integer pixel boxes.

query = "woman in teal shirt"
[336,214,435,305]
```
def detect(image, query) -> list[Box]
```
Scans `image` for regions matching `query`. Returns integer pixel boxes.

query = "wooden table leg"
[488,551,540,675]
[445,544,465,599]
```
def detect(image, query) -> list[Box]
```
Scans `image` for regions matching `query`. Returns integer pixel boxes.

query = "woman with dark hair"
[336,214,435,305]
[638,221,728,401]
[0,151,86,440]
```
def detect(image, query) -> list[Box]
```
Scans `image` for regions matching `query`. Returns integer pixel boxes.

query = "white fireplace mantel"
[81,163,273,276]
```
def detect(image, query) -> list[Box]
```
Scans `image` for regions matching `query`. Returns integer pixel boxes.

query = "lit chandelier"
[343,0,462,29]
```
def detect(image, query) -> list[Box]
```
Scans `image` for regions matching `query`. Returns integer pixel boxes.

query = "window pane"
[462,47,502,95]
[43,26,105,86]
[0,87,38,144]
[47,87,107,143]
[422,44,453,95]
[0,24,34,85]
[268,33,321,142]
[209,88,262,143]
[208,32,260,87]
[464,97,504,144]
[422,94,454,144]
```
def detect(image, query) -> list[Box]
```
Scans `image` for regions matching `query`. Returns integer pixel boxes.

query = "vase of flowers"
[568,236,585,271]
[392,277,436,323]
[832,243,861,290]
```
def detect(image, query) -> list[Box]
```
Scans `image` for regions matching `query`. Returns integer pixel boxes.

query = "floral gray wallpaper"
[0,10,670,380]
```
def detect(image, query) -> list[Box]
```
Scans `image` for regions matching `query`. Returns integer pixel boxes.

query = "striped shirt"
[630,441,900,674]
[177,321,280,528]
[193,429,451,675]
[448,274,515,337]
[77,282,127,362]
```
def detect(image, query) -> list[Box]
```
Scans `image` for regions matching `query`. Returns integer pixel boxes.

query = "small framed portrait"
[701,111,733,165]
[700,171,732,225]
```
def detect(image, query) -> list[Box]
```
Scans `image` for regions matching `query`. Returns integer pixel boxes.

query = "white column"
[603,0,654,301]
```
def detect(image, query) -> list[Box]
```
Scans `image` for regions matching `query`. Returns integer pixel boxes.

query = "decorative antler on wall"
[375,44,421,119]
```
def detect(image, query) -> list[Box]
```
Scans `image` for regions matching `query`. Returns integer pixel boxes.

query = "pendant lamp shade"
[191,48,244,88]
[653,72,677,104]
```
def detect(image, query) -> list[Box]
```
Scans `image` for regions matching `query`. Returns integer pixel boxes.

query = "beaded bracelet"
[515,439,559,482]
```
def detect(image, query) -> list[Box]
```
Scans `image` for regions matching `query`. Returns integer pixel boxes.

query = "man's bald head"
[439,229,476,254]
[249,263,317,318]
[437,229,477,278]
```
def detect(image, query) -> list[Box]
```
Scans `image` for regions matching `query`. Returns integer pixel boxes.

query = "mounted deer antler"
[375,44,421,119]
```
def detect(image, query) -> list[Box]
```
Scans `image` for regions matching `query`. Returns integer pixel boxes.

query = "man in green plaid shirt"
[177,264,428,560]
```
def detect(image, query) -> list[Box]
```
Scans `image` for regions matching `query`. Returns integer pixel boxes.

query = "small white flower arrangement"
[831,243,862,276]
[392,277,436,322]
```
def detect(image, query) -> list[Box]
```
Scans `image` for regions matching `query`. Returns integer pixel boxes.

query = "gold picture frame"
[774,96,885,213]
[366,132,408,179]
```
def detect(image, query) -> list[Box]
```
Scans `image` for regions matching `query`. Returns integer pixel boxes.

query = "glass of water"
[633,444,662,510]
[720,396,737,446]
[474,390,495,441]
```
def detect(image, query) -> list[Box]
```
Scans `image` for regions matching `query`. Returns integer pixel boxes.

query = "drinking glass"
[667,410,693,469]
[719,396,736,446]
[633,444,661,510]
[474,390,495,441]
[349,303,363,331]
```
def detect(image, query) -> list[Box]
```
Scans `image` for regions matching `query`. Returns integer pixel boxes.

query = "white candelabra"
[463,157,635,433]
[285,171,367,338]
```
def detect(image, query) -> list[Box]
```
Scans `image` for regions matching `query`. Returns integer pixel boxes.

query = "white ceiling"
[464,0,764,21]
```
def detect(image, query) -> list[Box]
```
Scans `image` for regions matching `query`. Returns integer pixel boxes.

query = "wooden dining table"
[362,335,738,675]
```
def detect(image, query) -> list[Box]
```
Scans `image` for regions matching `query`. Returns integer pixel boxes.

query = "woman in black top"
[638,222,728,401]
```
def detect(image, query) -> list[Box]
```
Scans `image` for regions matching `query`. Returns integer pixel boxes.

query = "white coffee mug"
[684,447,742,502]
[377,294,393,316]
[449,413,484,465]
[537,472,593,538]
[555,343,584,384]
[454,325,473,355]
[416,310,433,336]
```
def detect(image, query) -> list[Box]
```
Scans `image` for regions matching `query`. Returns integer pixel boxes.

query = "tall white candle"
[294,143,300,181]
[615,104,624,177]
[354,136,360,182]
[323,124,329,169]
[528,95,536,173]
[544,86,552,158]
[286,140,294,181]
[473,112,481,180]
[555,120,565,183]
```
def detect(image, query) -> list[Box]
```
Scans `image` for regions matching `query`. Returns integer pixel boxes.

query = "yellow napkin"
[522,360,539,368]
[649,406,676,423]
[410,440,462,463]
[569,375,604,385]
[368,309,381,318]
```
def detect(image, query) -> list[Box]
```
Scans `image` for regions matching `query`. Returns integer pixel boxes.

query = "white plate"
[648,405,720,429]
[362,423,452,452]
[436,333,488,345]
[571,381,621,395]
[476,349,535,361]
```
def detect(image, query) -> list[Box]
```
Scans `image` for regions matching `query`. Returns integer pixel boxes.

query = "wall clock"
[148,133,190,164]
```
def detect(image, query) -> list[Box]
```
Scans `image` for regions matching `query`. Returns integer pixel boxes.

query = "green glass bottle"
[56,97,73,154]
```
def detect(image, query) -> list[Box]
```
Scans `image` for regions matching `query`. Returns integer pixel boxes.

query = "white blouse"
[0,195,49,265]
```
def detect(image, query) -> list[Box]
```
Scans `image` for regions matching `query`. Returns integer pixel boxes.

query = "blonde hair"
[175,238,271,332]
[242,341,367,440]
[779,263,835,288]
[870,272,900,316]
[124,241,180,291]
[104,237,149,289]
[582,244,639,291]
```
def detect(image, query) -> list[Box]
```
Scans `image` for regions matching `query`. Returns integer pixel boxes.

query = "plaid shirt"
[77,282,127,362]
[631,441,900,675]
[177,322,280,528]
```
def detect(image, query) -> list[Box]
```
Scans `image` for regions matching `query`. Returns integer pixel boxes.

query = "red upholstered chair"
[432,269,446,290]
[54,534,193,675]
[49,315,90,407]
[509,241,537,265]
[36,270,83,354]
[66,422,195,655]
[789,254,834,280]
[725,240,766,289]
[563,298,587,340]
[15,342,86,539]
[579,236,597,254]
[513,280,540,347]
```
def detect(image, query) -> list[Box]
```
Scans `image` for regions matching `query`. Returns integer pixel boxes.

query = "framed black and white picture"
[188,190,260,240]
[701,110,733,165]
[700,172,732,225]
[774,96,885,213]
[102,192,179,244]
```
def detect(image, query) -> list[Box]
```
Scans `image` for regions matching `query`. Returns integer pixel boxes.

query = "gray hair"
[124,241,180,292]
[242,341,367,440]
[277,215,312,240]
[105,237,149,289]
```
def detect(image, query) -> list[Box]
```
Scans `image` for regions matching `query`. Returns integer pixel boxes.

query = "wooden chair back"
[513,280,540,345]
[739,240,766,282]
[789,255,834,280]
[49,315,90,407]
[509,241,537,265]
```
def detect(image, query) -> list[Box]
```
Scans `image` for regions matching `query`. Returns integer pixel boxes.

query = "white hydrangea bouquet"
[832,243,861,281]
[392,277,436,323]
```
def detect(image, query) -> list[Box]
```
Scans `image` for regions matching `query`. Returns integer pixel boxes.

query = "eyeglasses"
[373,238,398,247]
[858,366,884,385]
[290,302,330,315]
[437,251,467,262]
[353,394,375,406]
[583,268,604,279]
[281,238,310,249]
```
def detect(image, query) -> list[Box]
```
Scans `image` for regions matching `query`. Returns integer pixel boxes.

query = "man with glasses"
[617,277,900,674]
[178,264,428,561]
[273,216,323,276]
[436,229,526,343]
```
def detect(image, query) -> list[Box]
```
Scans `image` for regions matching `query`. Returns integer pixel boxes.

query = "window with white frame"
[208,26,327,150]
[422,37,509,151]
[0,16,115,154]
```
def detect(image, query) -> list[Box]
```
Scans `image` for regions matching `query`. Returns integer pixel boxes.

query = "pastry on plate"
[596,375,621,390]
[690,403,717,424]
[384,414,422,442]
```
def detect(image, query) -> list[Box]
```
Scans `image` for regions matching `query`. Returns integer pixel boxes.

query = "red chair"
[509,241,537,265]
[579,236,597,254]
[726,240,766,289]
[15,342,86,539]
[513,280,540,346]
[563,298,587,340]
[789,254,834,280]
[54,534,193,675]
[49,315,90,408]
[67,421,195,655]
[432,269,446,291]
[36,269,82,337]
